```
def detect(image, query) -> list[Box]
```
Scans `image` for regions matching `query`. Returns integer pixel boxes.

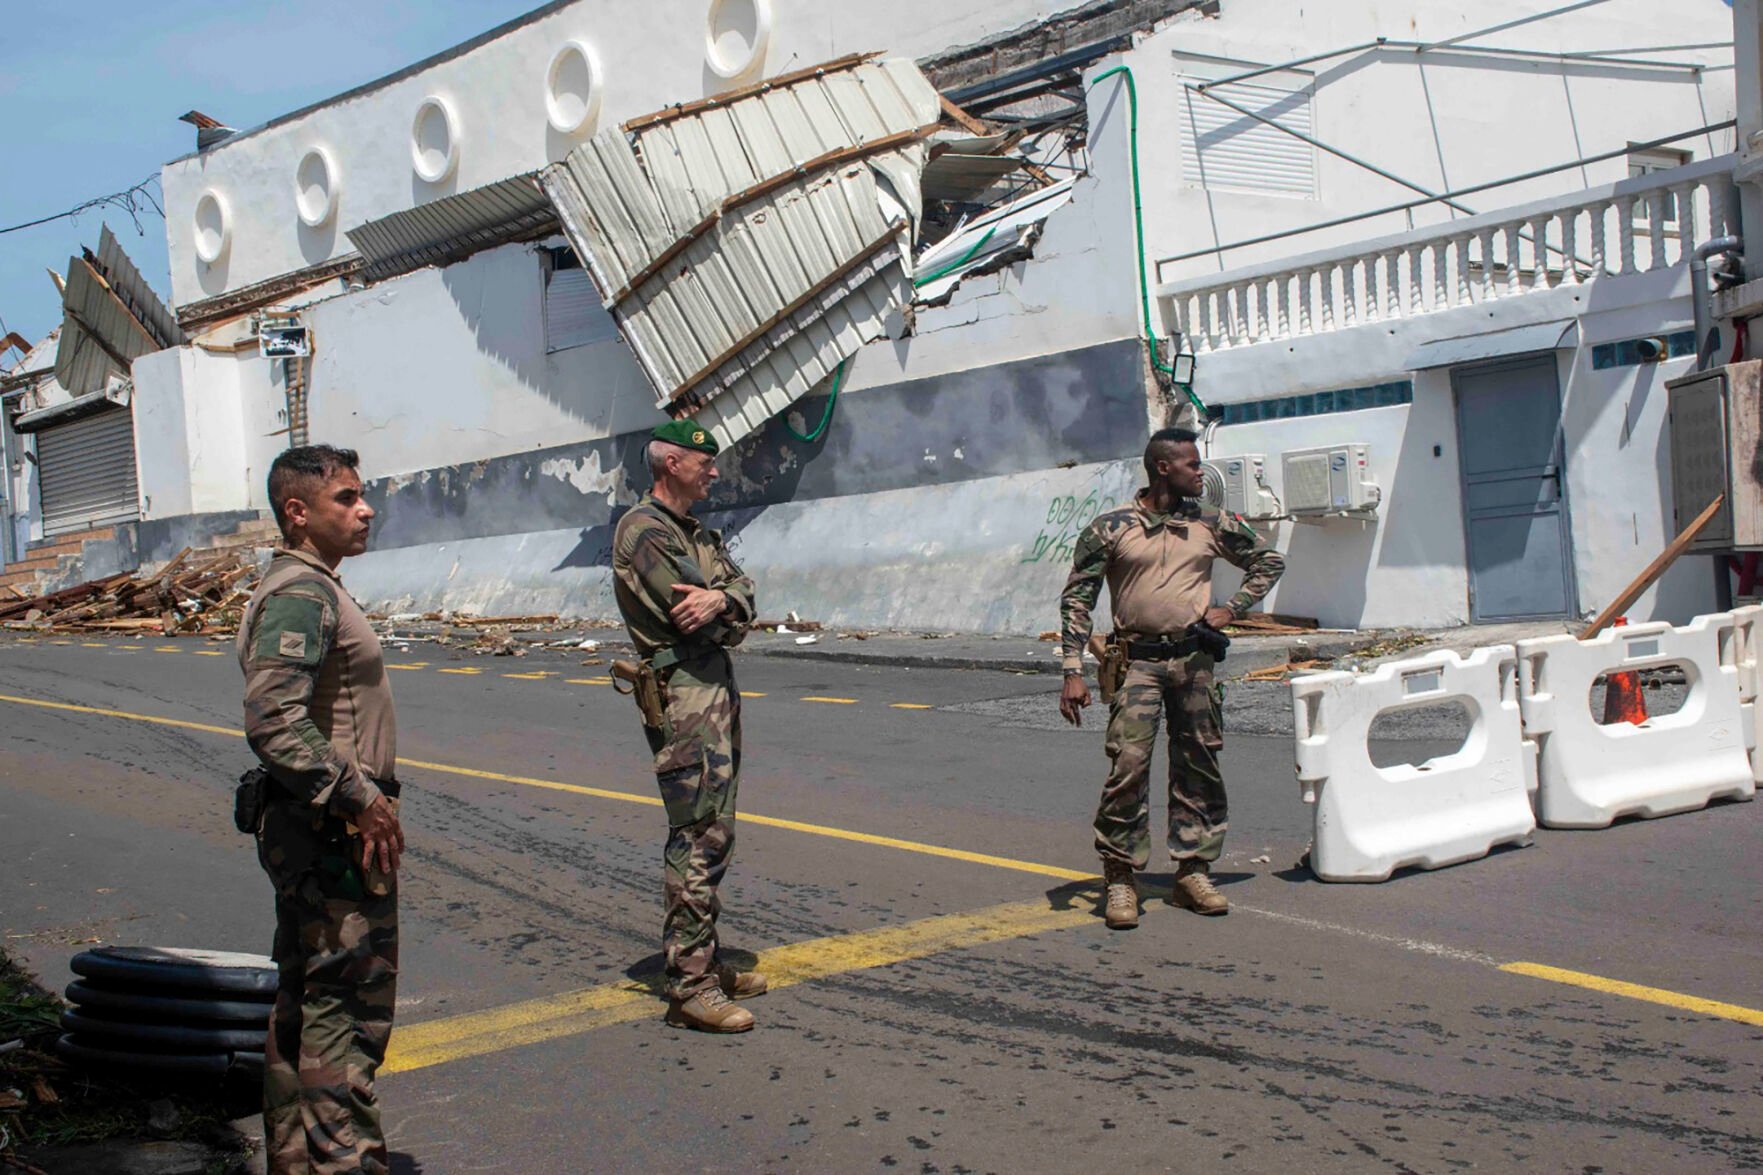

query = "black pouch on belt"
[233,767,269,834]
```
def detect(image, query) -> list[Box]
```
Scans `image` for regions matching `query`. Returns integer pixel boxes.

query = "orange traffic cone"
[1603,617,1649,726]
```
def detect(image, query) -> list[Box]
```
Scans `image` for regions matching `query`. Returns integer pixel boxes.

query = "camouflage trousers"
[1096,655,1228,870]
[257,800,398,1175]
[643,649,741,1000]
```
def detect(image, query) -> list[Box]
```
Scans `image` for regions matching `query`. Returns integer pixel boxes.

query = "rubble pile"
[0,548,258,636]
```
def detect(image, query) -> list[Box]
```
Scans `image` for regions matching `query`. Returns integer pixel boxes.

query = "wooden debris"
[1226,613,1320,635]
[1243,659,1334,682]
[0,549,260,635]
[1037,630,1059,642]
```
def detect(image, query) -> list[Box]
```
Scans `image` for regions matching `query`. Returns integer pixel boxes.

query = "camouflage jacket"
[236,548,395,815]
[612,495,756,660]
[1060,491,1285,671]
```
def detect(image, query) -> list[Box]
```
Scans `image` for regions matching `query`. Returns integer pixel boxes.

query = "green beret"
[651,418,719,455]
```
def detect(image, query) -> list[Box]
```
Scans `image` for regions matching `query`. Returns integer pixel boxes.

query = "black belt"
[1123,635,1200,661]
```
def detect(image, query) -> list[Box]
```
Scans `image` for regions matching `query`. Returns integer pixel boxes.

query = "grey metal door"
[1452,354,1577,621]
[36,406,140,537]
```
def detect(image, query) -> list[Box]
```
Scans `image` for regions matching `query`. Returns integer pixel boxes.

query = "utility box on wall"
[1667,359,1763,550]
[1201,454,1281,519]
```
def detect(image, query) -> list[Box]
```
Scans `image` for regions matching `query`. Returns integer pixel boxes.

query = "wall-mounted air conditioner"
[1282,443,1380,518]
[1201,454,1281,519]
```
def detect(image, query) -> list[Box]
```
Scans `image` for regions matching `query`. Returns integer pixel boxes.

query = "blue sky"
[0,0,541,349]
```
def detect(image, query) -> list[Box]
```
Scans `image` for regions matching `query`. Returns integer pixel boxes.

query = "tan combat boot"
[1170,860,1228,916]
[666,987,755,1033]
[716,963,769,1000]
[1102,861,1139,930]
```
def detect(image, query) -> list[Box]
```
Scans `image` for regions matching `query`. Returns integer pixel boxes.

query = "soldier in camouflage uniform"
[1059,427,1285,928]
[613,419,765,1033]
[239,444,405,1174]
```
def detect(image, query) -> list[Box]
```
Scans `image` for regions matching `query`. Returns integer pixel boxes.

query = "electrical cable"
[785,359,846,443]
[0,173,164,237]
[1087,65,1210,419]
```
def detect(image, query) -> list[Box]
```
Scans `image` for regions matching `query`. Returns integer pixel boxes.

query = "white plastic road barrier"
[1292,646,1537,882]
[1727,604,1762,784]
[1516,614,1755,828]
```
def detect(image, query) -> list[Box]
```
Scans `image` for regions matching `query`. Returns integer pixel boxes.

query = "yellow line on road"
[1500,962,1763,1027]
[384,893,1094,1074]
[502,672,556,680]
[0,692,1086,882]
[81,642,106,648]
[740,691,766,698]
[0,694,242,740]
[438,667,481,675]
[565,677,611,685]
[891,703,933,710]
[387,663,430,670]
[193,650,227,657]
[155,646,181,653]
[801,696,857,705]
[9,691,1759,1035]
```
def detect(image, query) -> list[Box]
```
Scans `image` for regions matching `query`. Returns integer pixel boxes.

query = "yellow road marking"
[0,694,242,740]
[387,663,430,671]
[8,691,1760,1037]
[1500,962,1763,1027]
[82,642,106,648]
[891,703,933,710]
[438,667,481,675]
[566,677,612,685]
[0,691,1086,882]
[155,646,181,653]
[192,650,227,657]
[802,696,857,705]
[740,691,766,698]
[502,671,556,680]
[385,894,1094,1074]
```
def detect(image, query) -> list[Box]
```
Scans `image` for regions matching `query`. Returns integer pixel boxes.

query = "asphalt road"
[2,634,1760,1173]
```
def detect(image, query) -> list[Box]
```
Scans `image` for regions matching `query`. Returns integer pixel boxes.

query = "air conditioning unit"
[1282,443,1381,518]
[1201,454,1281,519]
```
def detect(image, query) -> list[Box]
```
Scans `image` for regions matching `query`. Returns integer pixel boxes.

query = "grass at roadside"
[0,948,252,1169]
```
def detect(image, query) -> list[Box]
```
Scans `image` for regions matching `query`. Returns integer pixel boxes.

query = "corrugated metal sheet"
[1179,79,1317,199]
[346,175,558,282]
[541,56,943,450]
[55,255,161,396]
[544,264,618,352]
[912,176,1076,303]
[37,404,139,536]
[95,226,183,349]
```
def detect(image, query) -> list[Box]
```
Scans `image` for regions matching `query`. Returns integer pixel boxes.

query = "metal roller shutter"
[1179,78,1317,199]
[37,407,140,537]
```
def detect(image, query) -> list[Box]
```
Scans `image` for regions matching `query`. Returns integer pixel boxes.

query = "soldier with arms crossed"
[1059,427,1284,928]
[238,444,404,1174]
[612,420,767,1032]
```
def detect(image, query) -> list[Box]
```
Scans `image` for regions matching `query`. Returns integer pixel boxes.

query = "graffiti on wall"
[1021,489,1118,565]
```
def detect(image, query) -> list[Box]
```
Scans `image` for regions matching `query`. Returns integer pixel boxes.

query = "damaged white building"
[3,0,1754,633]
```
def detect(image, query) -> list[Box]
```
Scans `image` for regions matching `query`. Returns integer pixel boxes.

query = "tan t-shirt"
[237,548,395,813]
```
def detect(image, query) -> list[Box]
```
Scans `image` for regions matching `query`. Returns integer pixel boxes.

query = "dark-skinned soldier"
[1059,427,1285,928]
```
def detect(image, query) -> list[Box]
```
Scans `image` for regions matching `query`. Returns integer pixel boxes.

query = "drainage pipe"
[1691,235,1743,370]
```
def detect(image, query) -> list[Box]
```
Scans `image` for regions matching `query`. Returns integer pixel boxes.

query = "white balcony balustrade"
[1155,156,1739,354]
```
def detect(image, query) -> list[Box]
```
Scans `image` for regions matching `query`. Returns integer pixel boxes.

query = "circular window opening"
[705,0,772,80]
[295,148,338,227]
[193,191,230,265]
[411,96,459,183]
[547,40,603,134]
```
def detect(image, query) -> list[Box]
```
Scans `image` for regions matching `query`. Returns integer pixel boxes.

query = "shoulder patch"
[251,591,328,668]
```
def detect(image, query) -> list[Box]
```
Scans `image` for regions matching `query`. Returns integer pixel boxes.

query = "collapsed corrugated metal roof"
[540,54,942,450]
[54,227,182,396]
[912,176,1076,302]
[347,175,558,282]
